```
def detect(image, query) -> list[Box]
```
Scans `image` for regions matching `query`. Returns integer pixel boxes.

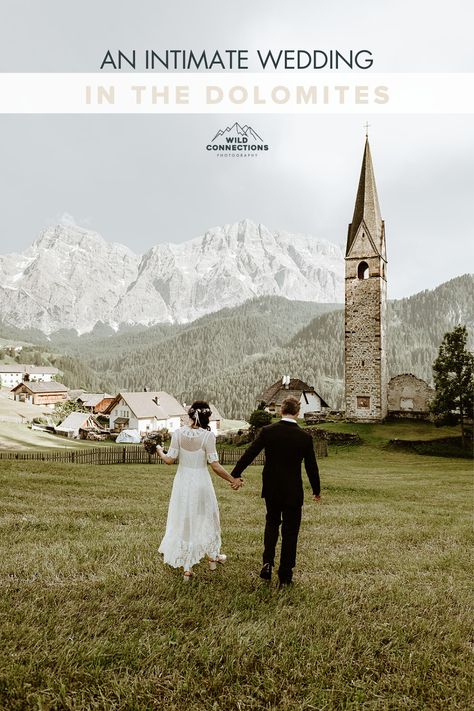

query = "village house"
[76,393,115,414]
[0,364,60,388]
[55,412,102,439]
[11,381,68,406]
[209,403,223,433]
[105,391,186,434]
[258,377,329,417]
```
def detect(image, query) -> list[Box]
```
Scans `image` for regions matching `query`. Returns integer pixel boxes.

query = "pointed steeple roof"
[346,138,384,257]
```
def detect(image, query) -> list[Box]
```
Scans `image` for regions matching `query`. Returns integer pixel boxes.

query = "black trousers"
[263,499,302,580]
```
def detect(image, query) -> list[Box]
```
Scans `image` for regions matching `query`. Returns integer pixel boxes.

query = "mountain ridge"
[0,218,344,334]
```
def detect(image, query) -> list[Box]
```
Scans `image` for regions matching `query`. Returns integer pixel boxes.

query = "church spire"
[346,138,385,258]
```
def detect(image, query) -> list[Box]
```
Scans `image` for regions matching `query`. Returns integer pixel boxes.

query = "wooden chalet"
[11,381,68,406]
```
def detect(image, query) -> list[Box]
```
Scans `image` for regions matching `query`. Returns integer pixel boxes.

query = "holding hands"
[154,438,243,491]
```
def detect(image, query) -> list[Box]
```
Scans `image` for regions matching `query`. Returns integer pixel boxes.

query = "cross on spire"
[364,121,371,138]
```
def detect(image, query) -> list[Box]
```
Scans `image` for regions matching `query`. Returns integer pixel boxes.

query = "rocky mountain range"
[0,219,344,334]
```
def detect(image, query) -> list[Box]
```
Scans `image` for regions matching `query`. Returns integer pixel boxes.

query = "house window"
[357,261,369,279]
[357,396,370,408]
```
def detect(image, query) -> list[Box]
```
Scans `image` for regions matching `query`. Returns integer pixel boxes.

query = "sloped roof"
[56,412,98,432]
[78,393,114,407]
[105,392,186,419]
[12,381,68,393]
[259,378,315,403]
[208,403,223,421]
[0,364,59,374]
[259,379,329,409]
[0,365,26,374]
[27,366,60,374]
[69,389,86,400]
[273,389,330,409]
[346,138,385,258]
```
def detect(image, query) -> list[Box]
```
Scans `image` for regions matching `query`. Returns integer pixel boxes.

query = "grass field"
[0,421,115,451]
[0,434,472,710]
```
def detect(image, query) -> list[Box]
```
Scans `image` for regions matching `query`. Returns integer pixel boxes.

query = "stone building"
[387,374,434,419]
[344,137,388,422]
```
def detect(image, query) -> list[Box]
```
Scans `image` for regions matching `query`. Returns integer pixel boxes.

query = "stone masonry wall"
[387,374,434,413]
[344,256,387,421]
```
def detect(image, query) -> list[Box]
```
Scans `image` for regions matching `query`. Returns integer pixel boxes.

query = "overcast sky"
[0,0,473,299]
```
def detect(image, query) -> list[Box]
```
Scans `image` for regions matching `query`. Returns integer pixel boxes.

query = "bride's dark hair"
[188,401,212,430]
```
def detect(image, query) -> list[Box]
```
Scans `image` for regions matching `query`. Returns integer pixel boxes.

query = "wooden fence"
[0,440,327,465]
[0,445,156,465]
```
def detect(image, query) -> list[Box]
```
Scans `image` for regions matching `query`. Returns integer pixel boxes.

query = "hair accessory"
[188,405,212,427]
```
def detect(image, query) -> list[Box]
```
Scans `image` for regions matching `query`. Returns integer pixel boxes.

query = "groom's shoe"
[278,568,293,588]
[259,563,272,581]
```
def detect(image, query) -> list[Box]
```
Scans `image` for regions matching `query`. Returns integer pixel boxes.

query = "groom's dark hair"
[188,401,212,430]
[281,397,300,416]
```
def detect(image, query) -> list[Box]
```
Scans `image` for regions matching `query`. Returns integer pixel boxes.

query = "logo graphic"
[206,122,269,157]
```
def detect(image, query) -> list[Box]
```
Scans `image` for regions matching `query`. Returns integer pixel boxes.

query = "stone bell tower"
[344,136,387,421]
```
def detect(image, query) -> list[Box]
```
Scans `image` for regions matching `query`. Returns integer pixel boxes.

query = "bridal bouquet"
[143,432,164,454]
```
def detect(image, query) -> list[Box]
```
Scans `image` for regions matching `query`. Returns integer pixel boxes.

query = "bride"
[156,401,243,580]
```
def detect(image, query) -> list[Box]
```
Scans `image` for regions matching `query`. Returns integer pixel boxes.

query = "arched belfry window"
[357,261,370,279]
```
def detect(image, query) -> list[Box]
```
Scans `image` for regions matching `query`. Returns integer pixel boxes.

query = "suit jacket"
[231,420,320,507]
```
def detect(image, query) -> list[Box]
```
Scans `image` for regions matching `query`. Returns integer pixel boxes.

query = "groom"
[231,396,321,586]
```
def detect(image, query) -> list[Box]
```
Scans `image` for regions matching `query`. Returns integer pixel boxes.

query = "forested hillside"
[91,274,471,418]
[1,276,472,419]
[48,298,337,359]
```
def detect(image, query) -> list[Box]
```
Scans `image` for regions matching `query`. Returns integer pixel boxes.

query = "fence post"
[122,447,126,463]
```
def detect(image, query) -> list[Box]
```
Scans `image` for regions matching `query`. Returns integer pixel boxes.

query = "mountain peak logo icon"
[210,122,264,143]
[206,122,269,157]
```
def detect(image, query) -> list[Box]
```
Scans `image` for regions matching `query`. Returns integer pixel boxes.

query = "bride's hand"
[230,478,243,490]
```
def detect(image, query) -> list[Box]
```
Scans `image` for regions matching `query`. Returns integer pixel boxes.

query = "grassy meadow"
[0,428,472,710]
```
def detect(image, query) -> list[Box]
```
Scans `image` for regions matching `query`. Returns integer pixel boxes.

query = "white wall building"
[106,391,186,435]
[0,364,60,388]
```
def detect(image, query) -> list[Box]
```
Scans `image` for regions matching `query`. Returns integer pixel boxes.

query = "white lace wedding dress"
[158,426,222,570]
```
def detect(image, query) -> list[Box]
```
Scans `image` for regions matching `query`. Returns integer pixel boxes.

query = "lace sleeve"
[167,429,180,459]
[204,431,219,464]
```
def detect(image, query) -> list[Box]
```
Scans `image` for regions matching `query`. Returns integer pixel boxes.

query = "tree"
[248,408,273,431]
[430,325,474,447]
[53,399,89,425]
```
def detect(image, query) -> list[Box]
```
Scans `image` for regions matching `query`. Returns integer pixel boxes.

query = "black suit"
[231,420,320,582]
